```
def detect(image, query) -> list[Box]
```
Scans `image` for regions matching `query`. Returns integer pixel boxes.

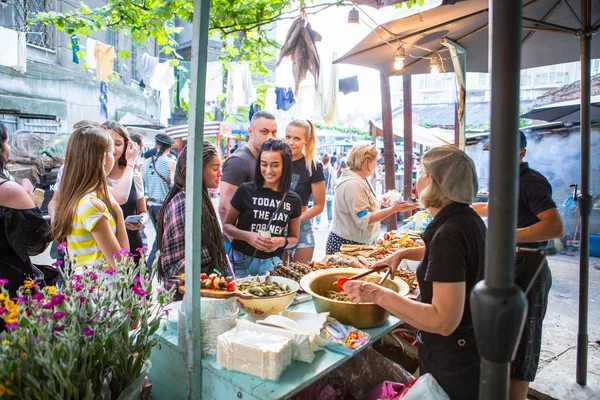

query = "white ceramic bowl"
[234,276,299,318]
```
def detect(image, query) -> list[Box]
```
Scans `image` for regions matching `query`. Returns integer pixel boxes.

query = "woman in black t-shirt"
[223,139,301,277]
[344,146,485,400]
[283,119,325,263]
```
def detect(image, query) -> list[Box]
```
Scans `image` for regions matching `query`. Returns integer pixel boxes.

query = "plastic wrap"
[216,327,293,381]
[178,297,239,357]
[400,373,449,400]
[236,319,325,363]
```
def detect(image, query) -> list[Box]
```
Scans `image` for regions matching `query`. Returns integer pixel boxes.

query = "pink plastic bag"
[365,381,406,400]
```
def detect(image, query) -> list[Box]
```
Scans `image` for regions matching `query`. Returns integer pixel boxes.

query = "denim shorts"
[231,249,281,278]
[288,219,315,251]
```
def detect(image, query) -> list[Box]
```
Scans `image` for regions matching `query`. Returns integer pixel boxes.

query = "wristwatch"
[283,237,289,249]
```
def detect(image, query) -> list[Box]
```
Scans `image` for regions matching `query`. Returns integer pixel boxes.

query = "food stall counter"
[148,300,403,400]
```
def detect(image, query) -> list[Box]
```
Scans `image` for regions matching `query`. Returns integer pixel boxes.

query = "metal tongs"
[336,265,392,292]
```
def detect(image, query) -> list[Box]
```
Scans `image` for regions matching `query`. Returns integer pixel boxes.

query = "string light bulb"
[430,57,441,74]
[393,47,406,71]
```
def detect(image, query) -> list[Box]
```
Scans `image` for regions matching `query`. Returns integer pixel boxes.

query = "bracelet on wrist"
[283,237,289,249]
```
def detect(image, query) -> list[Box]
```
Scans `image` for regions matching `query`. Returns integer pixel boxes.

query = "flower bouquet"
[0,247,173,399]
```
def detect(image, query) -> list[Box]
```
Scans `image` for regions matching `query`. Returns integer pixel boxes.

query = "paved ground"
[31,198,600,399]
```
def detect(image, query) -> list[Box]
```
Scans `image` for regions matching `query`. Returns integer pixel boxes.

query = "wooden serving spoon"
[336,265,388,292]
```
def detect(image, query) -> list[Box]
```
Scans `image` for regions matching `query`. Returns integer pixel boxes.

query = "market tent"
[369,120,448,148]
[521,95,600,123]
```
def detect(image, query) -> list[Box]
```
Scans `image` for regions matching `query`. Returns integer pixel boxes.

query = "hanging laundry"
[99,82,108,119]
[180,80,190,105]
[85,38,98,69]
[206,61,223,103]
[0,27,19,70]
[275,87,296,111]
[321,52,338,125]
[150,61,176,126]
[71,34,80,64]
[249,103,262,121]
[226,61,256,107]
[16,32,27,74]
[141,53,158,85]
[339,76,359,95]
[95,42,116,82]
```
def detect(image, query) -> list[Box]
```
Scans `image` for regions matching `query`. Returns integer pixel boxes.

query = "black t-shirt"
[518,162,556,247]
[417,202,486,342]
[291,157,325,206]
[230,182,302,259]
[221,146,256,187]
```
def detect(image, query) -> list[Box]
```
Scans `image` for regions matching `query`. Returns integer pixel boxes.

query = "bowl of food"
[300,268,409,329]
[234,274,299,318]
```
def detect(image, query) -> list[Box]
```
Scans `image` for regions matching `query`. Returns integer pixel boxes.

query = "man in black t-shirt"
[474,131,564,400]
[218,111,277,223]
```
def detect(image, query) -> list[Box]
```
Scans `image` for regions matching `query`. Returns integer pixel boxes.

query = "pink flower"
[37,317,48,323]
[0,307,6,314]
[87,271,98,281]
[70,274,81,282]
[104,268,116,275]
[13,295,28,304]
[118,248,129,257]
[50,294,65,306]
[43,302,54,309]
[6,322,18,329]
[32,292,44,301]
[125,311,134,320]
[73,282,84,292]
[132,284,148,296]
[57,242,67,251]
[82,327,94,337]
[30,282,41,289]
[133,276,141,283]
[0,278,9,285]
[32,336,39,341]
[136,247,148,253]
[78,296,86,305]
[52,311,65,320]
[53,325,64,334]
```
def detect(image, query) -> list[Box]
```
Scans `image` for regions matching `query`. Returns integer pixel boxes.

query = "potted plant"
[0,247,172,399]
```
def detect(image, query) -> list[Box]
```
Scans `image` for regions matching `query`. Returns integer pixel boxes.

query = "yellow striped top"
[67,192,116,269]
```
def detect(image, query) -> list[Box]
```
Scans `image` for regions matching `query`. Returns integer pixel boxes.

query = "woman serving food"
[343,145,485,400]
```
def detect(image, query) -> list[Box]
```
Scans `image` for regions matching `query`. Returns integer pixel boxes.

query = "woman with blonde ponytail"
[284,119,325,263]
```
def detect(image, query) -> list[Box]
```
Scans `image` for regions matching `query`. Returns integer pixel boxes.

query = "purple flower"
[6,322,18,329]
[42,302,53,309]
[133,276,141,283]
[78,296,86,305]
[132,284,148,296]
[0,278,9,285]
[30,282,41,289]
[0,307,6,314]
[13,295,28,304]
[118,248,129,257]
[82,327,94,337]
[53,325,64,334]
[125,311,134,320]
[57,242,67,251]
[156,287,162,293]
[70,274,81,282]
[136,247,148,253]
[73,282,84,292]
[52,311,65,320]
[32,336,39,341]
[87,271,98,281]
[104,268,116,275]
[37,317,48,323]
[32,292,44,301]
[51,294,65,306]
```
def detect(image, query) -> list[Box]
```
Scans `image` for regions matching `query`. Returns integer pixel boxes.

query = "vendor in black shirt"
[284,119,325,263]
[345,146,485,400]
[223,139,301,277]
[473,131,564,400]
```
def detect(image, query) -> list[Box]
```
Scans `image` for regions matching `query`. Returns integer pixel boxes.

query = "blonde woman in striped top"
[53,125,128,270]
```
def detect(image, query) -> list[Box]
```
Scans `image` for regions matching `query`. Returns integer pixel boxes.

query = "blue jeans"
[231,249,280,278]
[316,198,333,224]
[146,204,162,273]
[288,219,315,252]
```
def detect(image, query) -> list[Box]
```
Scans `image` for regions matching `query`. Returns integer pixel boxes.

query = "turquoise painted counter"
[149,300,402,400]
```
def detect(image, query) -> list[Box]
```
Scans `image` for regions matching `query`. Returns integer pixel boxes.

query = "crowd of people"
[0,111,565,399]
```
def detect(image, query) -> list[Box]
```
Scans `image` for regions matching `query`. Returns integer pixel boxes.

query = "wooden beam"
[185,0,211,398]
[380,72,397,231]
[403,75,413,221]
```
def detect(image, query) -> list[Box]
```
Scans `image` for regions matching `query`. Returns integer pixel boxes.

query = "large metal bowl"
[300,268,409,329]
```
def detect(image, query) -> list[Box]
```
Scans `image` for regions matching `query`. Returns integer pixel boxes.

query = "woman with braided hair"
[156,143,229,299]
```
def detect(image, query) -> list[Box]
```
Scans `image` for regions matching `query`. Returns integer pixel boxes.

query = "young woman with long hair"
[0,122,52,313]
[156,143,229,299]
[52,126,128,270]
[102,121,146,264]
[284,119,325,263]
[223,139,301,277]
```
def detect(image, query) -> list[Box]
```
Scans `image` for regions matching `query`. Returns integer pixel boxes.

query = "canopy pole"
[441,38,466,150]
[380,72,397,231]
[576,0,593,386]
[471,1,527,399]
[184,0,211,397]
[403,75,413,218]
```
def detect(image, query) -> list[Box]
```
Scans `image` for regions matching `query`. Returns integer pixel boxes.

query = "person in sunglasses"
[326,143,416,255]
[223,139,301,277]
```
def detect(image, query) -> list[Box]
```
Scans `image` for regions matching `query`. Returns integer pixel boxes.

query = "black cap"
[155,133,175,146]
[482,131,527,151]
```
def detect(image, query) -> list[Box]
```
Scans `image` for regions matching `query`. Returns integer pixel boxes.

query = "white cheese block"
[216,327,293,381]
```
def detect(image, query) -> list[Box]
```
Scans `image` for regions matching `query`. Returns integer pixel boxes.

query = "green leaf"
[118,49,131,59]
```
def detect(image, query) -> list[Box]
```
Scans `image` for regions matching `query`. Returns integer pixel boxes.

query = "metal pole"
[471,1,527,399]
[576,0,592,386]
[403,75,413,217]
[184,0,211,398]
[380,72,397,231]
